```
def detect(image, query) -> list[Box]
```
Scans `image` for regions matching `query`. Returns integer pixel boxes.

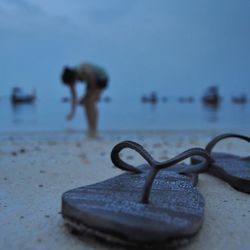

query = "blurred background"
[0,0,250,132]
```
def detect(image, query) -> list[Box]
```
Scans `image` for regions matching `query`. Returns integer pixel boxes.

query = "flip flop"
[191,133,250,193]
[61,141,211,248]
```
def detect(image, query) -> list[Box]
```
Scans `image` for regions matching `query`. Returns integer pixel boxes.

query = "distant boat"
[11,87,36,104]
[202,86,221,106]
[141,92,158,104]
[102,96,111,103]
[62,96,70,103]
[178,96,194,103]
[141,95,148,103]
[231,95,247,104]
[161,96,168,103]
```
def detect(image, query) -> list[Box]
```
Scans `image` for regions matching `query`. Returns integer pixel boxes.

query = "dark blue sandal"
[192,133,250,193]
[61,141,210,248]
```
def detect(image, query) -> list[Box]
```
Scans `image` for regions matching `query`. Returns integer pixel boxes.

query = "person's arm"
[66,84,77,120]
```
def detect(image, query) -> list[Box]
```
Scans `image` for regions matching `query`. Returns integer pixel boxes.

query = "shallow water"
[0,96,249,132]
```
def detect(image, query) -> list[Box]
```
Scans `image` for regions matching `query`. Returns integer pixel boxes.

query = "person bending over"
[61,63,109,137]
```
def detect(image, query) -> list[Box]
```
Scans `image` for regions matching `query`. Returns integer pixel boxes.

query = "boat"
[202,86,221,106]
[231,94,247,104]
[141,92,158,104]
[11,87,36,104]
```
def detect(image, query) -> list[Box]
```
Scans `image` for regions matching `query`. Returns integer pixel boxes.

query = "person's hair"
[61,67,76,85]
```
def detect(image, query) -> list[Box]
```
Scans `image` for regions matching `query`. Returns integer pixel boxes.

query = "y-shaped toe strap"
[205,133,250,155]
[111,141,211,204]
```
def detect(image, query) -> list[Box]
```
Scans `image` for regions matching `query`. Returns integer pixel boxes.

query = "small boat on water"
[141,92,158,104]
[202,86,221,106]
[178,96,194,103]
[11,87,36,104]
[231,94,247,104]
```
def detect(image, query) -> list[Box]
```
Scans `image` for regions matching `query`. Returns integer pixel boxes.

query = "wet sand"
[0,130,249,250]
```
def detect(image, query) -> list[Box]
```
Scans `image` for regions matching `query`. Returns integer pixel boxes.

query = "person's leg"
[84,89,101,137]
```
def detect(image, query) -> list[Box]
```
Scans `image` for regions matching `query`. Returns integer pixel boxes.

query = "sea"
[1,94,250,133]
[1,1,250,134]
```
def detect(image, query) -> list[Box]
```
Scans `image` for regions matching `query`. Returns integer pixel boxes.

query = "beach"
[0,129,249,250]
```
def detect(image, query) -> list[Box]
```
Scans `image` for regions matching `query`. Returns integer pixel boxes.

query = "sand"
[0,130,249,250]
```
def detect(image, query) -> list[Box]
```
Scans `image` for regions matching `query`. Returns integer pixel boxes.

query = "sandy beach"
[0,129,249,250]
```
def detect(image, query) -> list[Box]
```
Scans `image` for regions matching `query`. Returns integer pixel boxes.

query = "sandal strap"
[111,141,157,174]
[111,141,211,204]
[205,133,250,154]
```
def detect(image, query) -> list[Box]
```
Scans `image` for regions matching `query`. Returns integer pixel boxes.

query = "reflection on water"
[11,102,37,125]
[11,102,36,114]
[0,97,250,131]
[202,102,220,123]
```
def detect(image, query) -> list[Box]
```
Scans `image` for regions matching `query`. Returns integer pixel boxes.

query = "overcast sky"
[0,0,250,99]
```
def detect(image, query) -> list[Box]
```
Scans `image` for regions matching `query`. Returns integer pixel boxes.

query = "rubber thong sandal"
[61,141,211,248]
[191,133,250,193]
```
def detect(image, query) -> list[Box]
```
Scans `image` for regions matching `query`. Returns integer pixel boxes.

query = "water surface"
[1,96,249,132]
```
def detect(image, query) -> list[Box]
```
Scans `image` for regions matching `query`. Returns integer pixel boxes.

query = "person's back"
[75,63,108,89]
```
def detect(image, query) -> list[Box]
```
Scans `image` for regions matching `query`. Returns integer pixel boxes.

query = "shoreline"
[1,127,250,137]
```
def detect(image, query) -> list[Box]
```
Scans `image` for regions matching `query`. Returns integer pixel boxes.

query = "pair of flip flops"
[61,133,249,248]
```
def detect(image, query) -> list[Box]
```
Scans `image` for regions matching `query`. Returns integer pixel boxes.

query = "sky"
[0,0,250,100]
